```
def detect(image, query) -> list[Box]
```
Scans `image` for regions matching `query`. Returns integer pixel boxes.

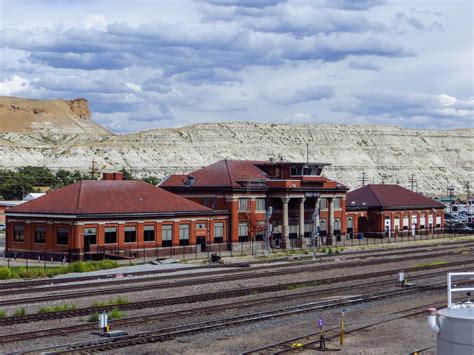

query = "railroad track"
[1,246,472,305]
[2,238,473,292]
[241,299,442,355]
[16,282,447,354]
[0,261,471,331]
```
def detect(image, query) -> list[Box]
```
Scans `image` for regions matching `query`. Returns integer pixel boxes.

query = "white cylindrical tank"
[436,307,474,355]
[427,272,474,355]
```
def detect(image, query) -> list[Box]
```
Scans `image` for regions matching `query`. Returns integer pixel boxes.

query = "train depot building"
[5,160,446,260]
[346,184,445,238]
[5,173,228,260]
[161,159,349,248]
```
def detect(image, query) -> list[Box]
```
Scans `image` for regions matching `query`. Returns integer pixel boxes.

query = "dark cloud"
[199,0,286,8]
[128,104,174,122]
[353,92,474,121]
[325,0,386,11]
[266,85,334,105]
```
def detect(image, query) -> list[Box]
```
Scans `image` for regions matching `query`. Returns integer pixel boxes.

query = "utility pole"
[465,181,471,214]
[90,159,97,180]
[447,184,455,214]
[358,172,366,186]
[408,174,417,191]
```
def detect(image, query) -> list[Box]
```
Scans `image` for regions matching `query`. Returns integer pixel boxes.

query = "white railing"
[447,272,474,308]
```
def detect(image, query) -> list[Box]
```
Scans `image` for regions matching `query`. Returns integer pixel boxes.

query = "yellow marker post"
[340,309,345,345]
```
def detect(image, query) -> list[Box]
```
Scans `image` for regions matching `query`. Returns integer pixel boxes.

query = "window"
[290,166,302,176]
[256,198,266,211]
[56,227,69,245]
[144,225,155,242]
[319,219,327,236]
[124,226,137,243]
[238,222,248,242]
[214,222,224,243]
[346,217,353,228]
[202,197,217,209]
[13,225,24,242]
[334,219,341,233]
[179,224,189,246]
[104,227,117,244]
[35,226,46,244]
[334,198,341,209]
[162,224,172,247]
[84,227,97,245]
[239,198,249,211]
[319,198,327,210]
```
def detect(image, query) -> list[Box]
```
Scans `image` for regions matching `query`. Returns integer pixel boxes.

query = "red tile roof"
[346,184,444,209]
[9,180,212,215]
[161,160,268,188]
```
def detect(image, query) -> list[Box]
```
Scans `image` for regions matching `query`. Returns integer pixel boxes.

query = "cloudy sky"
[0,0,472,133]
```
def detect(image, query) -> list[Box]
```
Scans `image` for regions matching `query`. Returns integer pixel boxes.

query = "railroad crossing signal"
[318,318,324,328]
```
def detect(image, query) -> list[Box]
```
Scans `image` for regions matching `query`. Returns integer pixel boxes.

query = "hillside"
[0,97,472,195]
[0,96,110,137]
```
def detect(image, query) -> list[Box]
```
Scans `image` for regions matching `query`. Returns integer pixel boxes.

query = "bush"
[14,308,26,316]
[0,267,12,280]
[108,308,123,320]
[38,303,76,313]
[0,309,6,318]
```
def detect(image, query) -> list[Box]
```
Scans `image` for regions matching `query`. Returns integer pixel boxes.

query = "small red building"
[5,174,228,260]
[161,159,349,248]
[345,184,445,238]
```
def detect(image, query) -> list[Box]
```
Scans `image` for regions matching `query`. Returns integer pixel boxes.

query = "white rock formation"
[0,121,472,195]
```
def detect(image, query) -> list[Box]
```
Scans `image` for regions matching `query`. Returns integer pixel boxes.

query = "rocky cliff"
[0,97,471,195]
[0,96,109,137]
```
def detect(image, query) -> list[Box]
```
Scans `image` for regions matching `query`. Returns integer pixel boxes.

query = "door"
[196,236,206,252]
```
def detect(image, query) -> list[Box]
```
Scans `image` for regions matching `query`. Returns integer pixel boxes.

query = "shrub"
[14,308,26,316]
[0,267,12,280]
[108,308,123,320]
[0,309,6,318]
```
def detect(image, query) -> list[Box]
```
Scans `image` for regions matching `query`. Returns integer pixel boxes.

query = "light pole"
[311,194,321,259]
[448,185,455,214]
[263,207,273,256]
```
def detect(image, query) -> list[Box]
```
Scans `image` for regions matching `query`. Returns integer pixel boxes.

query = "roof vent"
[184,175,195,187]
[362,202,366,206]
[350,201,355,205]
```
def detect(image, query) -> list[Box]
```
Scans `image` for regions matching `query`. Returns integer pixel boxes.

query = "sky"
[0,0,472,133]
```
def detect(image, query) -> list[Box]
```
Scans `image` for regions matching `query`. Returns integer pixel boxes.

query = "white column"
[299,198,305,239]
[281,197,290,248]
[328,197,335,245]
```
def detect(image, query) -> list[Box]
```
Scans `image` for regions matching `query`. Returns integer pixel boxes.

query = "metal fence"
[2,228,474,265]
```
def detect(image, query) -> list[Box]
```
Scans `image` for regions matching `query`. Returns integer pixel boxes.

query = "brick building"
[345,184,445,238]
[5,173,228,260]
[161,159,349,248]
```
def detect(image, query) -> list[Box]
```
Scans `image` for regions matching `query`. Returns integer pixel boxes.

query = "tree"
[142,176,161,186]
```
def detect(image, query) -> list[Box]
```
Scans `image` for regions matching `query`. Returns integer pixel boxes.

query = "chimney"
[103,172,114,180]
[102,172,123,181]
[113,172,123,181]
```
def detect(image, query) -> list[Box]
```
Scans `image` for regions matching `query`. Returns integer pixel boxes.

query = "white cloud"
[0,75,30,95]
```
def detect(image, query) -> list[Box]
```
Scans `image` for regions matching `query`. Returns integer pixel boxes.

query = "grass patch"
[0,260,119,280]
[415,261,448,268]
[14,307,26,316]
[0,310,6,318]
[287,283,305,290]
[38,303,76,314]
[90,297,129,308]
